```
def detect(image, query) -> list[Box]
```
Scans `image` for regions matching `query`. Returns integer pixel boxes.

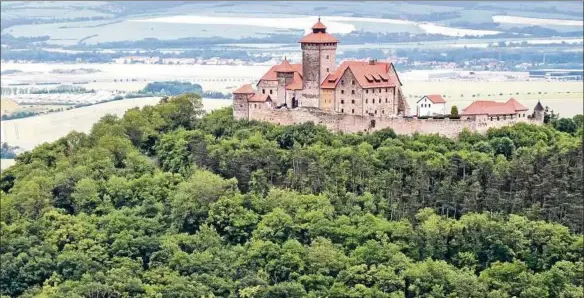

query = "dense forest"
[1,93,582,297]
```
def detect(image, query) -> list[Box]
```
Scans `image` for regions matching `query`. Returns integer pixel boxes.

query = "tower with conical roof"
[533,100,545,122]
[299,18,338,108]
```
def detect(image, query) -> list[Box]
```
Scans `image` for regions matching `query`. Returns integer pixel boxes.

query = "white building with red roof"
[233,18,409,120]
[416,94,446,116]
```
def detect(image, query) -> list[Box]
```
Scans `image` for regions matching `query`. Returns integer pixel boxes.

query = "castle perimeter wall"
[249,108,541,138]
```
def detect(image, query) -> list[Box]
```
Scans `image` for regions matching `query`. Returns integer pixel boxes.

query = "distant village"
[108,54,582,82]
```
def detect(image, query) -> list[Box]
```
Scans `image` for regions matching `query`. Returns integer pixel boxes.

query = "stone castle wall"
[248,108,542,138]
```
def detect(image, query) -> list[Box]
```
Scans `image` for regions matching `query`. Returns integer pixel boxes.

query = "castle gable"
[320,60,399,89]
[259,64,303,81]
[506,98,529,111]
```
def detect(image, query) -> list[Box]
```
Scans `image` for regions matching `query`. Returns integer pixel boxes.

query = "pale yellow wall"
[320,89,335,111]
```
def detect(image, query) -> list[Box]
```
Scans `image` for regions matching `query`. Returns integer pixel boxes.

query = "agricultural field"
[0,97,231,151]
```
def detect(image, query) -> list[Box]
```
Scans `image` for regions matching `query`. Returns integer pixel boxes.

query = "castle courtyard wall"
[249,108,540,138]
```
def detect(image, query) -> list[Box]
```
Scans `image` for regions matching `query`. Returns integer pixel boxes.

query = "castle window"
[497,116,500,120]
[491,117,493,121]
[372,89,375,94]
[379,89,381,93]
[326,55,329,59]
[366,90,369,94]
[341,80,345,85]
[382,110,385,114]
[269,90,273,94]
[366,110,368,114]
[352,109,355,114]
[351,99,355,104]
[352,80,355,85]
[385,98,388,103]
[375,110,377,114]
[262,89,265,94]
[365,99,368,104]
[351,90,355,95]
[379,98,382,103]
[326,68,329,72]
[341,90,344,94]
[341,100,344,104]
[341,108,344,113]
[385,88,388,92]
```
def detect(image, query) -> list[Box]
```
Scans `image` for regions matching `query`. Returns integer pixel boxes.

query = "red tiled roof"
[233,84,255,94]
[299,32,339,44]
[259,63,303,81]
[248,94,272,102]
[506,98,528,111]
[425,94,446,104]
[321,60,399,89]
[462,100,519,116]
[286,72,303,90]
[274,59,294,73]
[312,20,327,30]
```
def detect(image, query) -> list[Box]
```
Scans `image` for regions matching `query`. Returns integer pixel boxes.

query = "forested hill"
[1,93,582,297]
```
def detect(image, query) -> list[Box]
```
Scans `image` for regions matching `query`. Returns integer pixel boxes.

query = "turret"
[232,84,255,120]
[533,100,544,122]
[274,58,295,107]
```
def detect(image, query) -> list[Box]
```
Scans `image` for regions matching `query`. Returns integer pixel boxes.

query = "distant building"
[528,69,583,81]
[416,95,446,116]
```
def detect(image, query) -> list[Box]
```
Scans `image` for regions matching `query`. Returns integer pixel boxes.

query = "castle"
[232,19,544,138]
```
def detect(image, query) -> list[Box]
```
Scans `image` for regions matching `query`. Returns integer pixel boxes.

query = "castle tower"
[533,100,544,122]
[274,58,295,107]
[299,18,338,108]
[232,84,254,120]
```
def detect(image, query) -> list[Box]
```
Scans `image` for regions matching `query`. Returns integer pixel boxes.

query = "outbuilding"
[416,94,446,116]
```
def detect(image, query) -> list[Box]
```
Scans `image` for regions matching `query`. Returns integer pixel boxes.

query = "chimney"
[369,59,377,65]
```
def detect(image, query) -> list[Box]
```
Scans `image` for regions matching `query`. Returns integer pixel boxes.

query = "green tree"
[450,105,459,117]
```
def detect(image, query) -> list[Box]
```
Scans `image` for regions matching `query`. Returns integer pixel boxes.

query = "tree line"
[1,93,582,297]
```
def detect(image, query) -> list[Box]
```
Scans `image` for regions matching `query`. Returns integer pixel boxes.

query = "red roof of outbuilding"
[506,98,528,111]
[461,101,515,116]
[424,94,446,104]
[461,98,529,116]
[233,84,255,94]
